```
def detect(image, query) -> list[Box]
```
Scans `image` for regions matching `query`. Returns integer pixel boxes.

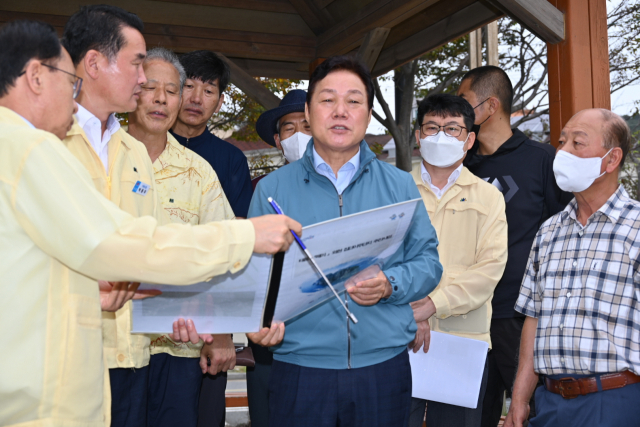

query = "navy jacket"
[170,129,253,217]
[249,140,442,369]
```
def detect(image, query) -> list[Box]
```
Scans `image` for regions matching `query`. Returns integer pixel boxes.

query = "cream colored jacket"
[412,165,508,347]
[0,107,254,427]
[62,121,170,369]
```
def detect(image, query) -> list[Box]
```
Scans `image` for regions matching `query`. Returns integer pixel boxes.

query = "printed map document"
[131,198,421,334]
[272,198,421,323]
[409,331,489,408]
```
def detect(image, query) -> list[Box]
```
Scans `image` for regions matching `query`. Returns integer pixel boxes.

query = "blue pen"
[268,197,358,324]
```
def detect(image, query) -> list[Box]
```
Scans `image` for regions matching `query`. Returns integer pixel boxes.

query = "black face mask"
[471,98,491,135]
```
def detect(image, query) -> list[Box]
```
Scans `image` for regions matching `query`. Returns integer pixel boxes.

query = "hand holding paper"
[345,265,391,306]
[170,318,214,344]
[99,280,161,312]
[247,321,285,347]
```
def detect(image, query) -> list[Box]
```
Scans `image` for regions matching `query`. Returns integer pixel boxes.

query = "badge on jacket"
[132,180,150,196]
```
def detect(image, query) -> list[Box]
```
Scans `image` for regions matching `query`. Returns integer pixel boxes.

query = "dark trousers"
[481,317,536,427]
[409,356,490,427]
[246,340,273,427]
[110,366,150,427]
[197,371,227,427]
[531,375,640,427]
[147,353,203,427]
[269,350,412,427]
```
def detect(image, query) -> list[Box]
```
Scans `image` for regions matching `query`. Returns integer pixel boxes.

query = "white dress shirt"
[75,104,120,172]
[420,162,463,199]
[313,146,360,195]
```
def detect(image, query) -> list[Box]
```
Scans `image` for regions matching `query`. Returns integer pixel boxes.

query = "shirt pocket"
[584,257,622,302]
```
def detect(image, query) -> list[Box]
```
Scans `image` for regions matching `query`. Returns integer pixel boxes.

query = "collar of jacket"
[464,128,529,168]
[0,106,32,127]
[67,120,134,150]
[301,138,377,186]
[169,127,211,147]
[159,132,192,169]
[411,163,477,189]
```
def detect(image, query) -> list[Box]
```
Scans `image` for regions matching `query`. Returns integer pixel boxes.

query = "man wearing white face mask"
[505,109,640,427]
[254,90,311,182]
[408,94,508,427]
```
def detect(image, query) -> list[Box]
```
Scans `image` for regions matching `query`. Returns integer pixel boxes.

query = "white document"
[131,253,273,334]
[273,198,421,323]
[409,331,489,409]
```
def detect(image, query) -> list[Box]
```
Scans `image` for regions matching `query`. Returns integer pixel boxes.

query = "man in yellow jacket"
[407,94,508,427]
[0,20,299,427]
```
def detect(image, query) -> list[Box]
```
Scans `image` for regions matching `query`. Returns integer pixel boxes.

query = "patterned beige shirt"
[149,132,235,358]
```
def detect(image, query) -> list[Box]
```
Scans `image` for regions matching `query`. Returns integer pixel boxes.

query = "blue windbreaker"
[248,140,442,369]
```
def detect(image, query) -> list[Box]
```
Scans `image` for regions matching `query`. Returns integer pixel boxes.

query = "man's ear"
[304,102,310,124]
[415,129,421,147]
[367,108,372,126]
[487,97,501,116]
[82,50,101,80]
[214,93,225,114]
[465,131,476,151]
[274,135,283,152]
[23,60,45,96]
[606,146,624,173]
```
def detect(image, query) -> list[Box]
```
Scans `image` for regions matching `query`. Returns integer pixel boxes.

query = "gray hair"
[145,47,186,93]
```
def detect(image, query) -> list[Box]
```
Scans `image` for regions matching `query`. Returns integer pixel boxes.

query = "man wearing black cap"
[247,89,311,427]
[253,89,311,189]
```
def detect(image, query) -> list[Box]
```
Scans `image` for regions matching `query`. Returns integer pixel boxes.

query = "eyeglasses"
[420,123,468,138]
[20,62,83,99]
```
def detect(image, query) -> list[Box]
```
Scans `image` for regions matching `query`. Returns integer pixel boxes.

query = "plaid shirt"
[515,185,640,375]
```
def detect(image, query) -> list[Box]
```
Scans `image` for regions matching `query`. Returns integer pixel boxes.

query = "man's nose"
[155,89,167,105]
[333,100,348,118]
[138,67,147,86]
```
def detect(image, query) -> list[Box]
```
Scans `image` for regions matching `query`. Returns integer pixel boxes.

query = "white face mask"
[553,148,612,193]
[280,132,312,163]
[419,131,468,168]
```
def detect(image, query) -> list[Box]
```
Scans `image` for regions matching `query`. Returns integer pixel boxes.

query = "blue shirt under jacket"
[248,139,442,370]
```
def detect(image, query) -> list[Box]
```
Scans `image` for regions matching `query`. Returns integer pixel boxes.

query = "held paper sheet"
[131,253,273,334]
[409,331,489,409]
[273,198,421,323]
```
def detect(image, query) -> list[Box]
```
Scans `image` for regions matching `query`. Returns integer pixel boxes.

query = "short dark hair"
[417,93,475,132]
[0,20,61,97]
[62,5,144,66]
[307,55,374,110]
[179,50,230,94]
[460,65,513,115]
[600,109,632,168]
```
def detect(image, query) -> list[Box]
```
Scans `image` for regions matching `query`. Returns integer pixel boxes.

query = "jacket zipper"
[339,194,351,369]
[310,157,373,371]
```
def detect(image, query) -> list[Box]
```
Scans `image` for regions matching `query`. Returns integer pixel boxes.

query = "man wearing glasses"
[408,94,508,427]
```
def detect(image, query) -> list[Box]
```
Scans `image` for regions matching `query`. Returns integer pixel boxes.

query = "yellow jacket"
[148,132,235,358]
[0,107,254,426]
[412,165,508,347]
[62,121,169,369]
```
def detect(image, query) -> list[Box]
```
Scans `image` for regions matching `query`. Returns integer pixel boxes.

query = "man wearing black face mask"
[458,66,572,427]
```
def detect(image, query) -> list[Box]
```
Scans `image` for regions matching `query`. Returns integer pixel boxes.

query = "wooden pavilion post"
[547,0,610,147]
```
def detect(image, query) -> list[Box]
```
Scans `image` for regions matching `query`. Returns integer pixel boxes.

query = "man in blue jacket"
[247,55,442,427]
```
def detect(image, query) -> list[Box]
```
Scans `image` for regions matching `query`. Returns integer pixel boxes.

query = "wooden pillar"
[547,0,610,147]
[469,28,483,69]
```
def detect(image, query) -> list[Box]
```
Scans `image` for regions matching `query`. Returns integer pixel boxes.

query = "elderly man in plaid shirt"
[505,108,638,427]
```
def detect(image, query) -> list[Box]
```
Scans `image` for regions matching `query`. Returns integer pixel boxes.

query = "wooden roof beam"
[288,0,336,35]
[356,27,390,70]
[218,53,281,109]
[483,0,565,43]
[316,0,439,57]
[371,2,502,76]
